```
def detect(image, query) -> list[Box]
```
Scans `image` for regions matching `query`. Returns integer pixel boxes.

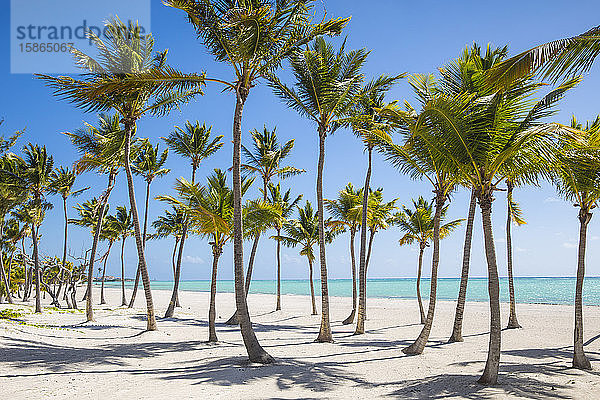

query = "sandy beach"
[1,287,599,399]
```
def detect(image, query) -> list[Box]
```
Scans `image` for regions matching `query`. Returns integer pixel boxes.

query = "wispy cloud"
[562,242,577,249]
[544,197,561,203]
[515,247,527,253]
[184,255,205,264]
[283,253,302,265]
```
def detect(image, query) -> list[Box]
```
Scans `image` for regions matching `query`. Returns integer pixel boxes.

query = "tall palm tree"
[106,206,134,306]
[48,167,88,305]
[151,206,186,297]
[159,170,275,342]
[38,19,208,331]
[504,179,526,329]
[165,0,347,360]
[268,37,371,342]
[395,197,463,324]
[162,120,223,317]
[99,221,119,305]
[552,116,600,370]
[325,183,362,324]
[273,201,334,316]
[222,126,304,322]
[266,182,302,311]
[65,114,125,322]
[128,141,170,308]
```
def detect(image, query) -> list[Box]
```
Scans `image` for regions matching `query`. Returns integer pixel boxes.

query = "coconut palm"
[151,206,186,295]
[164,0,347,361]
[128,140,170,308]
[273,201,334,316]
[159,169,276,342]
[38,19,208,331]
[222,125,304,321]
[552,116,600,370]
[268,37,372,342]
[48,167,88,305]
[162,120,223,317]
[106,207,134,306]
[395,197,463,324]
[266,182,302,311]
[325,183,362,324]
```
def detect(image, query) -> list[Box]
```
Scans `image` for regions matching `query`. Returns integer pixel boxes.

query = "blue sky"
[1,0,600,282]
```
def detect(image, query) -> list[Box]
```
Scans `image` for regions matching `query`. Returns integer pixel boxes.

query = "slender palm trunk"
[506,181,520,329]
[56,196,68,303]
[100,241,113,304]
[416,244,425,324]
[342,228,357,325]
[123,121,157,331]
[120,236,127,306]
[32,222,42,313]
[449,189,477,342]
[208,245,221,342]
[86,171,115,321]
[308,257,317,315]
[365,228,375,273]
[276,227,282,311]
[128,179,152,308]
[477,190,502,385]
[171,237,180,280]
[403,191,445,354]
[573,208,592,369]
[225,233,260,325]
[355,147,373,335]
[316,127,332,343]
[0,219,12,304]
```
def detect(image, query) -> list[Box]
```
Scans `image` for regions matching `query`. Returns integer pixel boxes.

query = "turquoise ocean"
[103,277,600,306]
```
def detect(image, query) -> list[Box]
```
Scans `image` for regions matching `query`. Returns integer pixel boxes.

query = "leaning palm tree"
[268,37,370,342]
[128,140,170,308]
[325,183,362,324]
[552,116,600,370]
[266,182,302,311]
[38,19,209,330]
[395,197,463,324]
[48,167,88,305]
[106,206,134,306]
[164,0,347,360]
[151,206,186,293]
[273,201,334,316]
[162,120,223,317]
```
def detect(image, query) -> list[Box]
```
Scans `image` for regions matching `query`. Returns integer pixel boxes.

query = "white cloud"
[562,242,577,249]
[184,255,205,264]
[282,253,302,265]
[544,197,561,203]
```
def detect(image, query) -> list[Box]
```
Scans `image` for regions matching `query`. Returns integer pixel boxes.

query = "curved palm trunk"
[120,236,127,306]
[403,192,445,355]
[0,219,12,304]
[355,147,373,335]
[308,257,317,315]
[506,182,521,329]
[32,222,42,313]
[100,241,113,305]
[342,228,357,325]
[477,191,502,386]
[225,234,261,325]
[123,122,157,331]
[573,208,592,369]
[128,179,152,308]
[208,245,222,342]
[232,87,273,362]
[56,196,68,303]
[316,128,332,343]
[276,228,282,311]
[365,228,375,273]
[165,225,187,318]
[86,170,115,320]
[449,189,477,342]
[416,245,425,324]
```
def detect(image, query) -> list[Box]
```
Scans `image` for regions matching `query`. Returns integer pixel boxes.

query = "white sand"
[1,286,600,399]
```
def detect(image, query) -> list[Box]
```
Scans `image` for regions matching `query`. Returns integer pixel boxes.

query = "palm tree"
[268,37,370,342]
[266,182,302,311]
[151,206,186,297]
[21,144,53,313]
[99,221,119,305]
[38,19,208,331]
[48,167,88,305]
[65,114,125,322]
[165,0,347,360]
[552,116,600,370]
[395,197,463,324]
[159,170,275,342]
[106,207,134,306]
[504,179,526,329]
[273,201,334,315]
[128,141,170,308]
[325,183,362,324]
[222,126,304,321]
[162,120,223,317]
